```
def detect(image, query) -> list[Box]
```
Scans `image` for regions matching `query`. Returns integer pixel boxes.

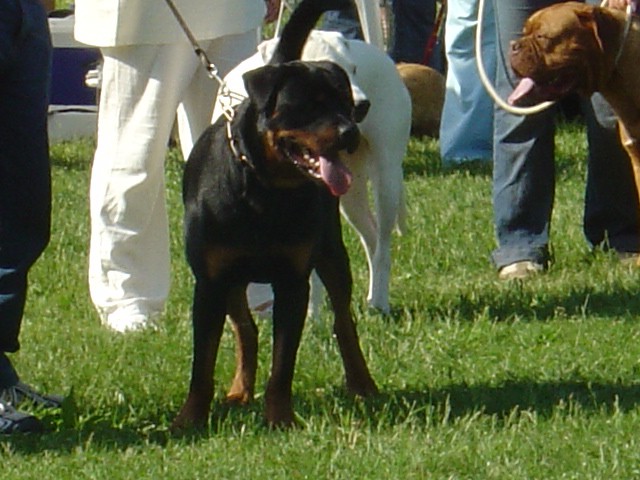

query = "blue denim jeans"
[0,0,51,386]
[440,0,495,165]
[491,0,640,269]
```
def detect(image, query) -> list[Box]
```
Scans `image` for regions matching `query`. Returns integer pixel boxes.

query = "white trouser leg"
[89,42,213,328]
[177,29,260,159]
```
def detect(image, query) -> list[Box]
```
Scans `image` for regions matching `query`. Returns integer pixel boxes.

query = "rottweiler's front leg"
[171,280,226,433]
[264,278,309,427]
[226,285,258,404]
[316,227,378,397]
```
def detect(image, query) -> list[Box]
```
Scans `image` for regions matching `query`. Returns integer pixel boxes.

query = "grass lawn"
[3,120,640,479]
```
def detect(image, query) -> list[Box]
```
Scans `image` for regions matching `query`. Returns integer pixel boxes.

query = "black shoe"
[0,401,43,434]
[0,382,64,410]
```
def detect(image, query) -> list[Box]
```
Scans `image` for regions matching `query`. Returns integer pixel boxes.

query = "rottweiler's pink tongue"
[319,156,352,196]
[508,77,536,105]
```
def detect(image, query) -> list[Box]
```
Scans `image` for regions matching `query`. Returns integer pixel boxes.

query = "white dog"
[214,30,411,314]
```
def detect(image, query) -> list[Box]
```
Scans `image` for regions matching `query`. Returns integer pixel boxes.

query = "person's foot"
[0,401,44,434]
[0,382,64,410]
[498,260,544,280]
[102,310,159,333]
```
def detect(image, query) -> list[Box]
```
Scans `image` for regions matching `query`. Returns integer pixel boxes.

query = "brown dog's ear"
[589,7,623,55]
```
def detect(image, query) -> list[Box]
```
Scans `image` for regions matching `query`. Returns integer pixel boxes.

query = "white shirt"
[74,0,266,47]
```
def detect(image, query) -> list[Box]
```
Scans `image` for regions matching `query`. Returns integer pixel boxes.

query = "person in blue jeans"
[440,0,495,167]
[0,0,63,434]
[492,0,640,279]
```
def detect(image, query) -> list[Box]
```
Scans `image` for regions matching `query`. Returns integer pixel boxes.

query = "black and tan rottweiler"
[172,0,378,431]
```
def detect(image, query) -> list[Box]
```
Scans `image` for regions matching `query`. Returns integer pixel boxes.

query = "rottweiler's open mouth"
[278,137,353,196]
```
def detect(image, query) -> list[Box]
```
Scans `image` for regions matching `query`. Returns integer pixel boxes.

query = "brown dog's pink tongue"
[319,156,352,196]
[508,77,536,105]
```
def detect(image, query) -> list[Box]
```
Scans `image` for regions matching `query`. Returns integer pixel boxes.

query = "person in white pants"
[74,0,279,332]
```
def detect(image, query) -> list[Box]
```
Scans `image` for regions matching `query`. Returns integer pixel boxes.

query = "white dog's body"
[215,31,411,313]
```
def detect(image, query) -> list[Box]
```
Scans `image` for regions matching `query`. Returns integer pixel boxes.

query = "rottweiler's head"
[242,60,369,196]
[508,2,623,106]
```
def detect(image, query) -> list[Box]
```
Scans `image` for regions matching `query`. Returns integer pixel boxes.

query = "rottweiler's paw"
[346,375,379,397]
[264,399,297,429]
[265,411,299,430]
[169,414,208,435]
[170,401,210,435]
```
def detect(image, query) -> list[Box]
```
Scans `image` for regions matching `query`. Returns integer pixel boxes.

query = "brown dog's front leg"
[171,282,226,433]
[226,285,258,405]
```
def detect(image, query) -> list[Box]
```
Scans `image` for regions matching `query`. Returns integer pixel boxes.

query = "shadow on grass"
[3,377,639,453]
[361,379,640,425]
[383,275,640,324]
[312,378,640,431]
[0,401,265,454]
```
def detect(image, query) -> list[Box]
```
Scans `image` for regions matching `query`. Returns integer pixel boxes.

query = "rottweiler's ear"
[242,65,283,113]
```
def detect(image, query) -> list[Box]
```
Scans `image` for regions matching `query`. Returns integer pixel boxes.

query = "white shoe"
[498,260,544,280]
[102,311,158,333]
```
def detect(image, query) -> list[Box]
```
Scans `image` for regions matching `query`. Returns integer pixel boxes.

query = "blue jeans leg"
[491,0,558,269]
[439,0,495,164]
[582,0,639,253]
[583,94,640,252]
[0,0,52,367]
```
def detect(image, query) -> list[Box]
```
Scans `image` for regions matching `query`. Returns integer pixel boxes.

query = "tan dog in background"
[396,63,445,138]
[509,2,640,221]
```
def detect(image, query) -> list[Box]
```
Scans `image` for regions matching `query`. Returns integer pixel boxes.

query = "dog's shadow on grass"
[313,378,640,429]
[2,378,639,453]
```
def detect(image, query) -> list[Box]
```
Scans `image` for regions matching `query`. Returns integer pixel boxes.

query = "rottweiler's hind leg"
[226,284,258,405]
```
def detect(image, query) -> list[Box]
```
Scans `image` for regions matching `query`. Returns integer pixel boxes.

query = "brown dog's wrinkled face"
[243,60,369,196]
[509,2,620,106]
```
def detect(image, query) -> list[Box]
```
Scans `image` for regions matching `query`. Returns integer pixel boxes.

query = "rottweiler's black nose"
[338,122,360,153]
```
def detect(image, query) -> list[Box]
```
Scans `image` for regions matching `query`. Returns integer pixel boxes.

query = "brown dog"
[509,2,640,219]
[396,63,445,138]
